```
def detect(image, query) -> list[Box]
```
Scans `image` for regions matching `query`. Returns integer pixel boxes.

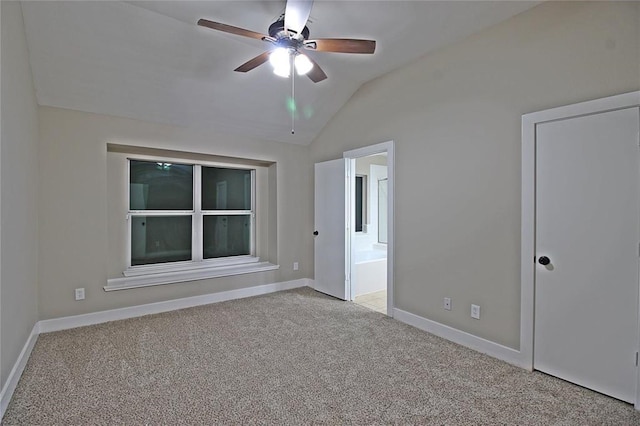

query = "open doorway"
[351,155,388,313]
[344,141,394,316]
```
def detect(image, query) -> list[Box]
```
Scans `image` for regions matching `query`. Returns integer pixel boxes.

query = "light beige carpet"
[3,287,640,425]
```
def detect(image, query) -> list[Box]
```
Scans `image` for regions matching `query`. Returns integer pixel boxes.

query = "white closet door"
[535,107,640,403]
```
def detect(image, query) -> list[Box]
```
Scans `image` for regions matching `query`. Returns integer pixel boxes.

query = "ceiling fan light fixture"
[273,65,290,78]
[294,53,313,75]
[269,48,290,72]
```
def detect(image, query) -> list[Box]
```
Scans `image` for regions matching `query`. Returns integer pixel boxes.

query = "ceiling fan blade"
[198,19,267,41]
[284,0,313,35]
[305,56,327,83]
[306,38,376,54]
[234,51,271,73]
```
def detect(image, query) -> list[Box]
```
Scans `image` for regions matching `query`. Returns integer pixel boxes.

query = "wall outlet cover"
[443,297,452,311]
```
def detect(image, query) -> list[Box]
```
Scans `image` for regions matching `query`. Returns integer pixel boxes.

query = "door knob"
[538,256,550,266]
[313,231,319,236]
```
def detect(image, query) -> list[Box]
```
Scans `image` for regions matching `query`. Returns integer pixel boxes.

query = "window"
[105,145,279,291]
[128,159,255,271]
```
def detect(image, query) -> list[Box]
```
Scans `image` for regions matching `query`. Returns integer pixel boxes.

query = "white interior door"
[534,107,640,403]
[314,159,348,300]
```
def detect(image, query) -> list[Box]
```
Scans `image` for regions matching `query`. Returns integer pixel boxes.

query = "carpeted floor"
[3,287,640,425]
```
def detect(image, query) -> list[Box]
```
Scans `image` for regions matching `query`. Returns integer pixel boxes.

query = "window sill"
[104,261,280,291]
[123,256,261,277]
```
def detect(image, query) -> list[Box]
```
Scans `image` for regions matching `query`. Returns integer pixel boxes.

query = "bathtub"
[353,248,387,296]
[355,249,387,263]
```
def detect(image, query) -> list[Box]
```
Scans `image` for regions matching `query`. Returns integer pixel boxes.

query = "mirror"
[378,178,388,244]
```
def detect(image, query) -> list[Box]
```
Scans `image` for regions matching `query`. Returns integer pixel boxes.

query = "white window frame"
[123,157,258,277]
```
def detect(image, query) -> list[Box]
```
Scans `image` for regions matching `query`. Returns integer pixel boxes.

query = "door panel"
[314,159,348,300]
[534,107,640,403]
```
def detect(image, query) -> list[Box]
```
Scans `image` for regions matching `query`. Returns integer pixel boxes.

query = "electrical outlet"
[75,288,85,301]
[471,304,480,320]
[293,262,299,271]
[443,297,451,311]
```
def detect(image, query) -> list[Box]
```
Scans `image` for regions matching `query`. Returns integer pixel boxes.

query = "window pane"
[131,216,192,266]
[202,167,251,210]
[130,160,193,210]
[203,215,250,259]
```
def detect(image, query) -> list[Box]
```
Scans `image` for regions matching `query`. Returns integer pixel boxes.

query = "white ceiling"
[21,1,539,145]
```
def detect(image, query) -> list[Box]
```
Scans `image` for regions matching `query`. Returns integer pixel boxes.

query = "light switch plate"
[471,304,480,319]
[75,288,85,301]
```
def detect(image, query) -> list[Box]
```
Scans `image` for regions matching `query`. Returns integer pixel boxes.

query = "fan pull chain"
[291,54,295,134]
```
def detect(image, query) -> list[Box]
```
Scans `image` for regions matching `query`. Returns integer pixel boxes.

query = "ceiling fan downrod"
[291,54,295,135]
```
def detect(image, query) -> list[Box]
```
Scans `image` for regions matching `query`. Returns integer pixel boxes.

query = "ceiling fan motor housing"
[269,19,310,41]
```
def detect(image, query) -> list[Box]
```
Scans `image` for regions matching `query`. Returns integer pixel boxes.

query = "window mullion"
[128,210,193,215]
[193,165,203,262]
[201,210,252,215]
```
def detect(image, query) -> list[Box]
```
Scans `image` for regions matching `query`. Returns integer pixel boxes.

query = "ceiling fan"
[197,0,376,83]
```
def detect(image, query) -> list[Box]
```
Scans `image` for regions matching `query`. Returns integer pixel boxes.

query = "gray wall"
[311,1,640,349]
[38,107,313,320]
[1,1,40,388]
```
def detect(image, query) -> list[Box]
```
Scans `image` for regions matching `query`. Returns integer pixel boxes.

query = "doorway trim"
[344,141,395,316]
[521,91,640,408]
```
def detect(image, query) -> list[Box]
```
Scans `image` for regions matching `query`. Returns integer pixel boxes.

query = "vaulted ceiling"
[21,1,539,145]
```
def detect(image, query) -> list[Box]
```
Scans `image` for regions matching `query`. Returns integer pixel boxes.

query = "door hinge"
[635,352,638,366]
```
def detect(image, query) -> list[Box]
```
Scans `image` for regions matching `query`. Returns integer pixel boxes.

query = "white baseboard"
[0,323,40,419]
[40,278,311,333]
[393,308,527,368]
